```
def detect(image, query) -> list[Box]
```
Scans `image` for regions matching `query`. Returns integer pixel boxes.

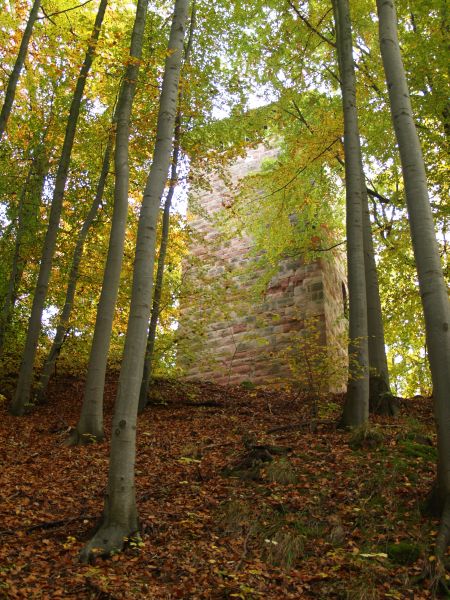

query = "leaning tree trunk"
[10,0,109,416]
[0,0,41,142]
[0,146,49,353]
[138,0,196,413]
[70,0,149,445]
[80,0,189,562]
[333,0,369,428]
[376,0,450,556]
[360,171,396,415]
[35,121,115,403]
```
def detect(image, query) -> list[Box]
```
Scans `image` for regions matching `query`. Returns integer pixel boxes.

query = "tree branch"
[288,1,336,48]
[39,0,93,21]
[261,136,341,199]
[366,187,391,204]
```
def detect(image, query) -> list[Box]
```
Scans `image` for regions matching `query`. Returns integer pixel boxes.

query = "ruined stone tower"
[179,145,347,391]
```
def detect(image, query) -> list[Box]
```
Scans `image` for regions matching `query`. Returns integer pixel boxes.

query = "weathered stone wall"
[179,145,348,390]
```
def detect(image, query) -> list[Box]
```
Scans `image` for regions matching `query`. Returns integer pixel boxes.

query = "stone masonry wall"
[179,145,348,390]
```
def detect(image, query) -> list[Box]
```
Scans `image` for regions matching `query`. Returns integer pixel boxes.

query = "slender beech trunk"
[361,170,395,415]
[36,123,115,403]
[137,150,178,413]
[9,0,109,416]
[70,0,149,445]
[336,152,392,413]
[138,1,196,413]
[0,0,41,142]
[376,0,450,555]
[333,0,369,427]
[0,148,49,353]
[80,0,189,562]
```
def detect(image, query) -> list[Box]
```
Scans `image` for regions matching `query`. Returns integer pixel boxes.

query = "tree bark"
[35,120,115,403]
[137,153,177,414]
[335,151,392,414]
[333,0,369,428]
[376,0,450,553]
[10,0,109,416]
[361,172,395,415]
[0,0,41,142]
[80,0,189,562]
[70,0,149,445]
[138,0,196,413]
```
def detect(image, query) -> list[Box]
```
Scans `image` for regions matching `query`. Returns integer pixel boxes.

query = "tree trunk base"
[436,496,450,560]
[137,393,148,414]
[79,521,139,564]
[422,482,443,518]
[64,427,103,446]
[423,483,450,564]
[369,376,397,416]
[9,404,26,416]
[370,391,399,416]
[9,398,31,416]
[34,389,49,405]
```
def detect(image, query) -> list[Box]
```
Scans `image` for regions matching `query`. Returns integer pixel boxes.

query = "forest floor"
[0,374,442,599]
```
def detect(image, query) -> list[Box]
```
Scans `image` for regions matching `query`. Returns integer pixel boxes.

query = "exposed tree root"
[64,428,103,447]
[370,391,399,416]
[79,522,140,564]
[0,514,96,537]
[419,487,450,596]
[368,374,397,415]
[435,497,450,561]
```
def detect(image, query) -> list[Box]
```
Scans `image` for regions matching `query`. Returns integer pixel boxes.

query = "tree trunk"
[70,0,149,445]
[137,158,177,413]
[35,120,115,403]
[376,0,450,554]
[361,172,396,415]
[9,0,109,416]
[0,147,49,353]
[333,0,369,428]
[336,152,394,415]
[80,0,189,562]
[0,0,41,142]
[138,0,196,413]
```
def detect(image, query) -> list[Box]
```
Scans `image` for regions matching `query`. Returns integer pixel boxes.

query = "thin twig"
[39,0,93,20]
[235,527,252,571]
[260,137,340,200]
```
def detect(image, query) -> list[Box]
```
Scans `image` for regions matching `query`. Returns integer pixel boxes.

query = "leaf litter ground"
[0,375,441,598]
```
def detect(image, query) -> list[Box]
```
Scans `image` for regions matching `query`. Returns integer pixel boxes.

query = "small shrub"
[349,424,385,450]
[263,528,304,569]
[318,400,341,420]
[263,458,297,485]
[345,582,379,600]
[219,499,251,534]
[180,443,203,460]
[240,380,255,390]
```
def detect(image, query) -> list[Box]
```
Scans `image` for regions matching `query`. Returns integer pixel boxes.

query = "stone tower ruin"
[179,145,348,391]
